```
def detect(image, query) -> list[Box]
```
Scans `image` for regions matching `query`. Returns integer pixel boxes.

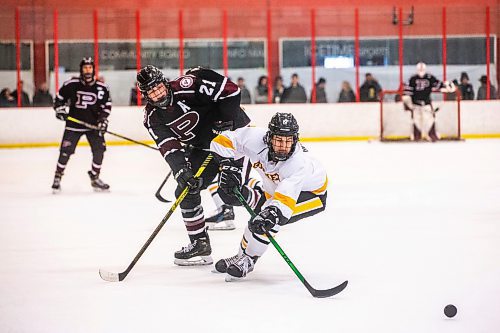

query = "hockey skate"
[174,235,213,266]
[213,254,241,273]
[225,254,257,282]
[88,171,110,192]
[51,172,62,194]
[205,205,236,230]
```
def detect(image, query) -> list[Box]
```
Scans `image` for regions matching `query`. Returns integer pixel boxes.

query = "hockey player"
[402,62,456,141]
[51,57,112,193]
[138,65,251,266]
[210,113,328,281]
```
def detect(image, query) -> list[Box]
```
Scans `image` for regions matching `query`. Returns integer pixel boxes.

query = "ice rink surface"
[1,139,500,333]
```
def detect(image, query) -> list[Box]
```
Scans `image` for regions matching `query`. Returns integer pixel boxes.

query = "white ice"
[1,140,500,333]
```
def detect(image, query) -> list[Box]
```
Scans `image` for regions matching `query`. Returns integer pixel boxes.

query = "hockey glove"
[248,206,284,235]
[218,158,242,196]
[212,120,234,135]
[97,118,109,137]
[174,166,203,194]
[54,105,68,121]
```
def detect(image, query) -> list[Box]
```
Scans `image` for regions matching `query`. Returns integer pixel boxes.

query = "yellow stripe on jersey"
[264,191,272,200]
[213,134,235,150]
[208,184,218,192]
[292,197,323,216]
[274,192,296,211]
[241,237,248,248]
[312,177,328,195]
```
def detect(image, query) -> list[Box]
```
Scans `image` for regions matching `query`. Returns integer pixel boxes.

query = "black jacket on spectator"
[459,83,474,100]
[359,80,381,102]
[338,89,356,103]
[33,90,53,107]
[12,90,31,106]
[477,85,498,100]
[281,84,307,103]
[311,86,327,103]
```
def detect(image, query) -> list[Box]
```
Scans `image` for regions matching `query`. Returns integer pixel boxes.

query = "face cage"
[266,132,298,162]
[141,81,171,107]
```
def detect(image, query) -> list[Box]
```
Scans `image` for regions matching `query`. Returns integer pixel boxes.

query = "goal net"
[379,90,462,141]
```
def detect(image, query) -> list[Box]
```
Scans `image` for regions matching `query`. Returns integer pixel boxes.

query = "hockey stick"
[155,170,173,203]
[99,154,214,282]
[67,116,158,151]
[233,188,348,298]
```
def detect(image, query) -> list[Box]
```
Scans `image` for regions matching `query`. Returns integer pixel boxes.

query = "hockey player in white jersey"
[210,113,328,281]
[402,62,456,141]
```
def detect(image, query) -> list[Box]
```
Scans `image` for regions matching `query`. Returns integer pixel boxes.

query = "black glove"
[218,158,242,195]
[174,166,203,194]
[248,206,283,235]
[54,105,68,121]
[212,120,234,135]
[97,118,108,137]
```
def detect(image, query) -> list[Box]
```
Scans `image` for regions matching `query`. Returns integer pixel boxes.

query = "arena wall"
[1,102,499,148]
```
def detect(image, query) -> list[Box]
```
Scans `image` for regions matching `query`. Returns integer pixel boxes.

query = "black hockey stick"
[233,188,348,298]
[67,116,158,151]
[155,171,173,203]
[99,154,214,282]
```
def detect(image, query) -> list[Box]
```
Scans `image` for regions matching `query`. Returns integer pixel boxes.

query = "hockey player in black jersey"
[51,57,112,193]
[137,65,251,266]
[403,62,456,141]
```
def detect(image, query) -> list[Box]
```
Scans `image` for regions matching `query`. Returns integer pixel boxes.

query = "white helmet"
[416,62,427,78]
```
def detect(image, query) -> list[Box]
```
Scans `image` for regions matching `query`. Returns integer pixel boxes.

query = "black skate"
[88,171,110,192]
[213,254,241,273]
[206,205,235,230]
[225,254,257,282]
[174,235,213,266]
[51,172,62,194]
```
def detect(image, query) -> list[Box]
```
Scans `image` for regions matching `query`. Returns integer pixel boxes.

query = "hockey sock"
[56,152,70,174]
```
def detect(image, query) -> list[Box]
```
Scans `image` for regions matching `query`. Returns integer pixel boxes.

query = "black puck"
[444,304,457,318]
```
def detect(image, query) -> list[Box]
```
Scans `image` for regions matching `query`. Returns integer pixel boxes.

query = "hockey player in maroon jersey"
[403,62,456,141]
[51,57,112,193]
[137,65,251,266]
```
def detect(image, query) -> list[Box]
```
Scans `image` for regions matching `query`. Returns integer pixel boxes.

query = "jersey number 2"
[199,80,216,96]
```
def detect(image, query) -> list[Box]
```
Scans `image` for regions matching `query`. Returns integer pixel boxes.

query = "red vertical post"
[354,8,360,102]
[179,10,184,76]
[485,6,491,100]
[15,7,21,107]
[266,8,273,103]
[398,7,403,91]
[53,9,59,93]
[222,10,228,77]
[442,7,447,82]
[93,9,99,78]
[310,9,317,103]
[135,9,141,106]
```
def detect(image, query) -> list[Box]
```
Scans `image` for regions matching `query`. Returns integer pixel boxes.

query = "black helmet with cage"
[136,65,171,108]
[79,57,95,82]
[264,112,300,162]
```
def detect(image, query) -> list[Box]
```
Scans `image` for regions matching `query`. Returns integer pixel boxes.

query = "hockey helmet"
[265,112,300,162]
[79,57,95,82]
[137,65,171,107]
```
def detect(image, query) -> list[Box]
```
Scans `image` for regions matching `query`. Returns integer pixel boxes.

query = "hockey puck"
[444,304,457,318]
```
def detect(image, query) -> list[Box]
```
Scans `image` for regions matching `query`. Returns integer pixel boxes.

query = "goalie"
[402,62,456,141]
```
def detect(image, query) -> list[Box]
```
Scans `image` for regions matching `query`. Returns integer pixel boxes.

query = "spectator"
[281,73,307,103]
[477,75,498,100]
[311,77,327,103]
[130,83,138,106]
[0,88,16,107]
[359,73,382,102]
[273,75,284,103]
[12,80,31,106]
[33,82,53,107]
[254,75,269,104]
[237,77,252,104]
[458,72,474,100]
[337,81,356,103]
